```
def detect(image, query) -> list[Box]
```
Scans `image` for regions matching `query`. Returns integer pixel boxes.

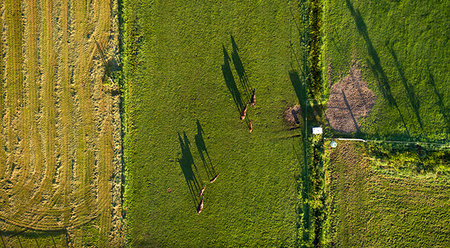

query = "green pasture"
[123,0,311,246]
[322,0,449,141]
[325,141,450,247]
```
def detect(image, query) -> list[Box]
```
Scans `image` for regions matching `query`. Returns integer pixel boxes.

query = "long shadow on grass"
[425,65,450,132]
[345,0,394,105]
[289,68,312,244]
[231,35,253,101]
[0,229,68,248]
[387,45,423,128]
[195,120,218,181]
[290,70,308,116]
[289,70,323,130]
[178,132,202,207]
[342,90,361,133]
[345,0,410,136]
[289,1,311,83]
[222,45,244,115]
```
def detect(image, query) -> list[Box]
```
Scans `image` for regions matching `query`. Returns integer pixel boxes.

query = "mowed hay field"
[325,141,450,247]
[123,0,311,247]
[322,0,449,140]
[0,0,123,247]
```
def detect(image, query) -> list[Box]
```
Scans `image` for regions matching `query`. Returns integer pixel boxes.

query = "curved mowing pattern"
[0,0,123,246]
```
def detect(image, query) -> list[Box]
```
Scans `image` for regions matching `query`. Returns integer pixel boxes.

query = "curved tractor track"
[0,0,123,247]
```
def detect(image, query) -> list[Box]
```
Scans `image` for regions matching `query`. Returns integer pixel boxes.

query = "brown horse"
[197,196,204,214]
[250,89,256,107]
[199,185,206,197]
[240,103,248,120]
[210,173,219,183]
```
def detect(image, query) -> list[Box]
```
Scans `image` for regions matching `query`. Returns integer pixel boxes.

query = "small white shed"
[312,126,323,135]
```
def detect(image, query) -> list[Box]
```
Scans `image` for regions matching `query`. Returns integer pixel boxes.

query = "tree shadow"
[0,229,67,248]
[222,45,244,115]
[178,132,202,207]
[288,1,310,89]
[387,45,423,128]
[289,71,307,108]
[345,0,410,136]
[345,0,394,105]
[290,69,320,138]
[195,120,218,181]
[341,90,361,133]
[289,70,309,121]
[426,65,450,132]
[231,35,253,100]
[94,38,121,93]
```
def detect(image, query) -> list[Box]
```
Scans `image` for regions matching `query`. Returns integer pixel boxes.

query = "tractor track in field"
[0,0,124,247]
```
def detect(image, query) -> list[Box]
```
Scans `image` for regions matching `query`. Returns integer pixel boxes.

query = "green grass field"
[1,0,448,247]
[123,0,314,246]
[322,1,450,246]
[322,0,449,141]
[325,141,450,247]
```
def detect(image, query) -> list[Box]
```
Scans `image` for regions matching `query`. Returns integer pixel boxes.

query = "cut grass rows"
[95,0,114,246]
[17,0,37,204]
[0,0,121,246]
[4,0,23,177]
[0,0,4,180]
[74,0,95,222]
[71,0,96,244]
[60,0,72,228]
[42,0,57,213]
[7,0,59,230]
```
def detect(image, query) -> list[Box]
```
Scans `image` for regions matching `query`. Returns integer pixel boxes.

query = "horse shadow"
[194,120,218,181]
[178,132,202,206]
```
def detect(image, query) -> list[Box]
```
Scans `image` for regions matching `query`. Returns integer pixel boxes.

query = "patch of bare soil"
[325,62,375,133]
[284,105,302,127]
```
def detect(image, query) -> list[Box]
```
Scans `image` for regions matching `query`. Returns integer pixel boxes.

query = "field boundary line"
[325,137,449,147]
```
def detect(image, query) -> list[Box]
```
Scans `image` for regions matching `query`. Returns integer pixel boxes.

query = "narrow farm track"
[4,0,23,180]
[71,0,96,245]
[94,1,114,245]
[59,0,73,228]
[21,0,45,214]
[0,0,5,180]
[0,0,122,246]
[9,0,58,228]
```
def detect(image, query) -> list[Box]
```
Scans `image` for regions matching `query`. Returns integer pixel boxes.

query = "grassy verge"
[123,0,309,246]
[322,0,449,141]
[325,141,449,246]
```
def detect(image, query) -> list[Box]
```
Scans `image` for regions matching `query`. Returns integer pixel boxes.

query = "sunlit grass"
[322,0,449,141]
[123,0,308,246]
